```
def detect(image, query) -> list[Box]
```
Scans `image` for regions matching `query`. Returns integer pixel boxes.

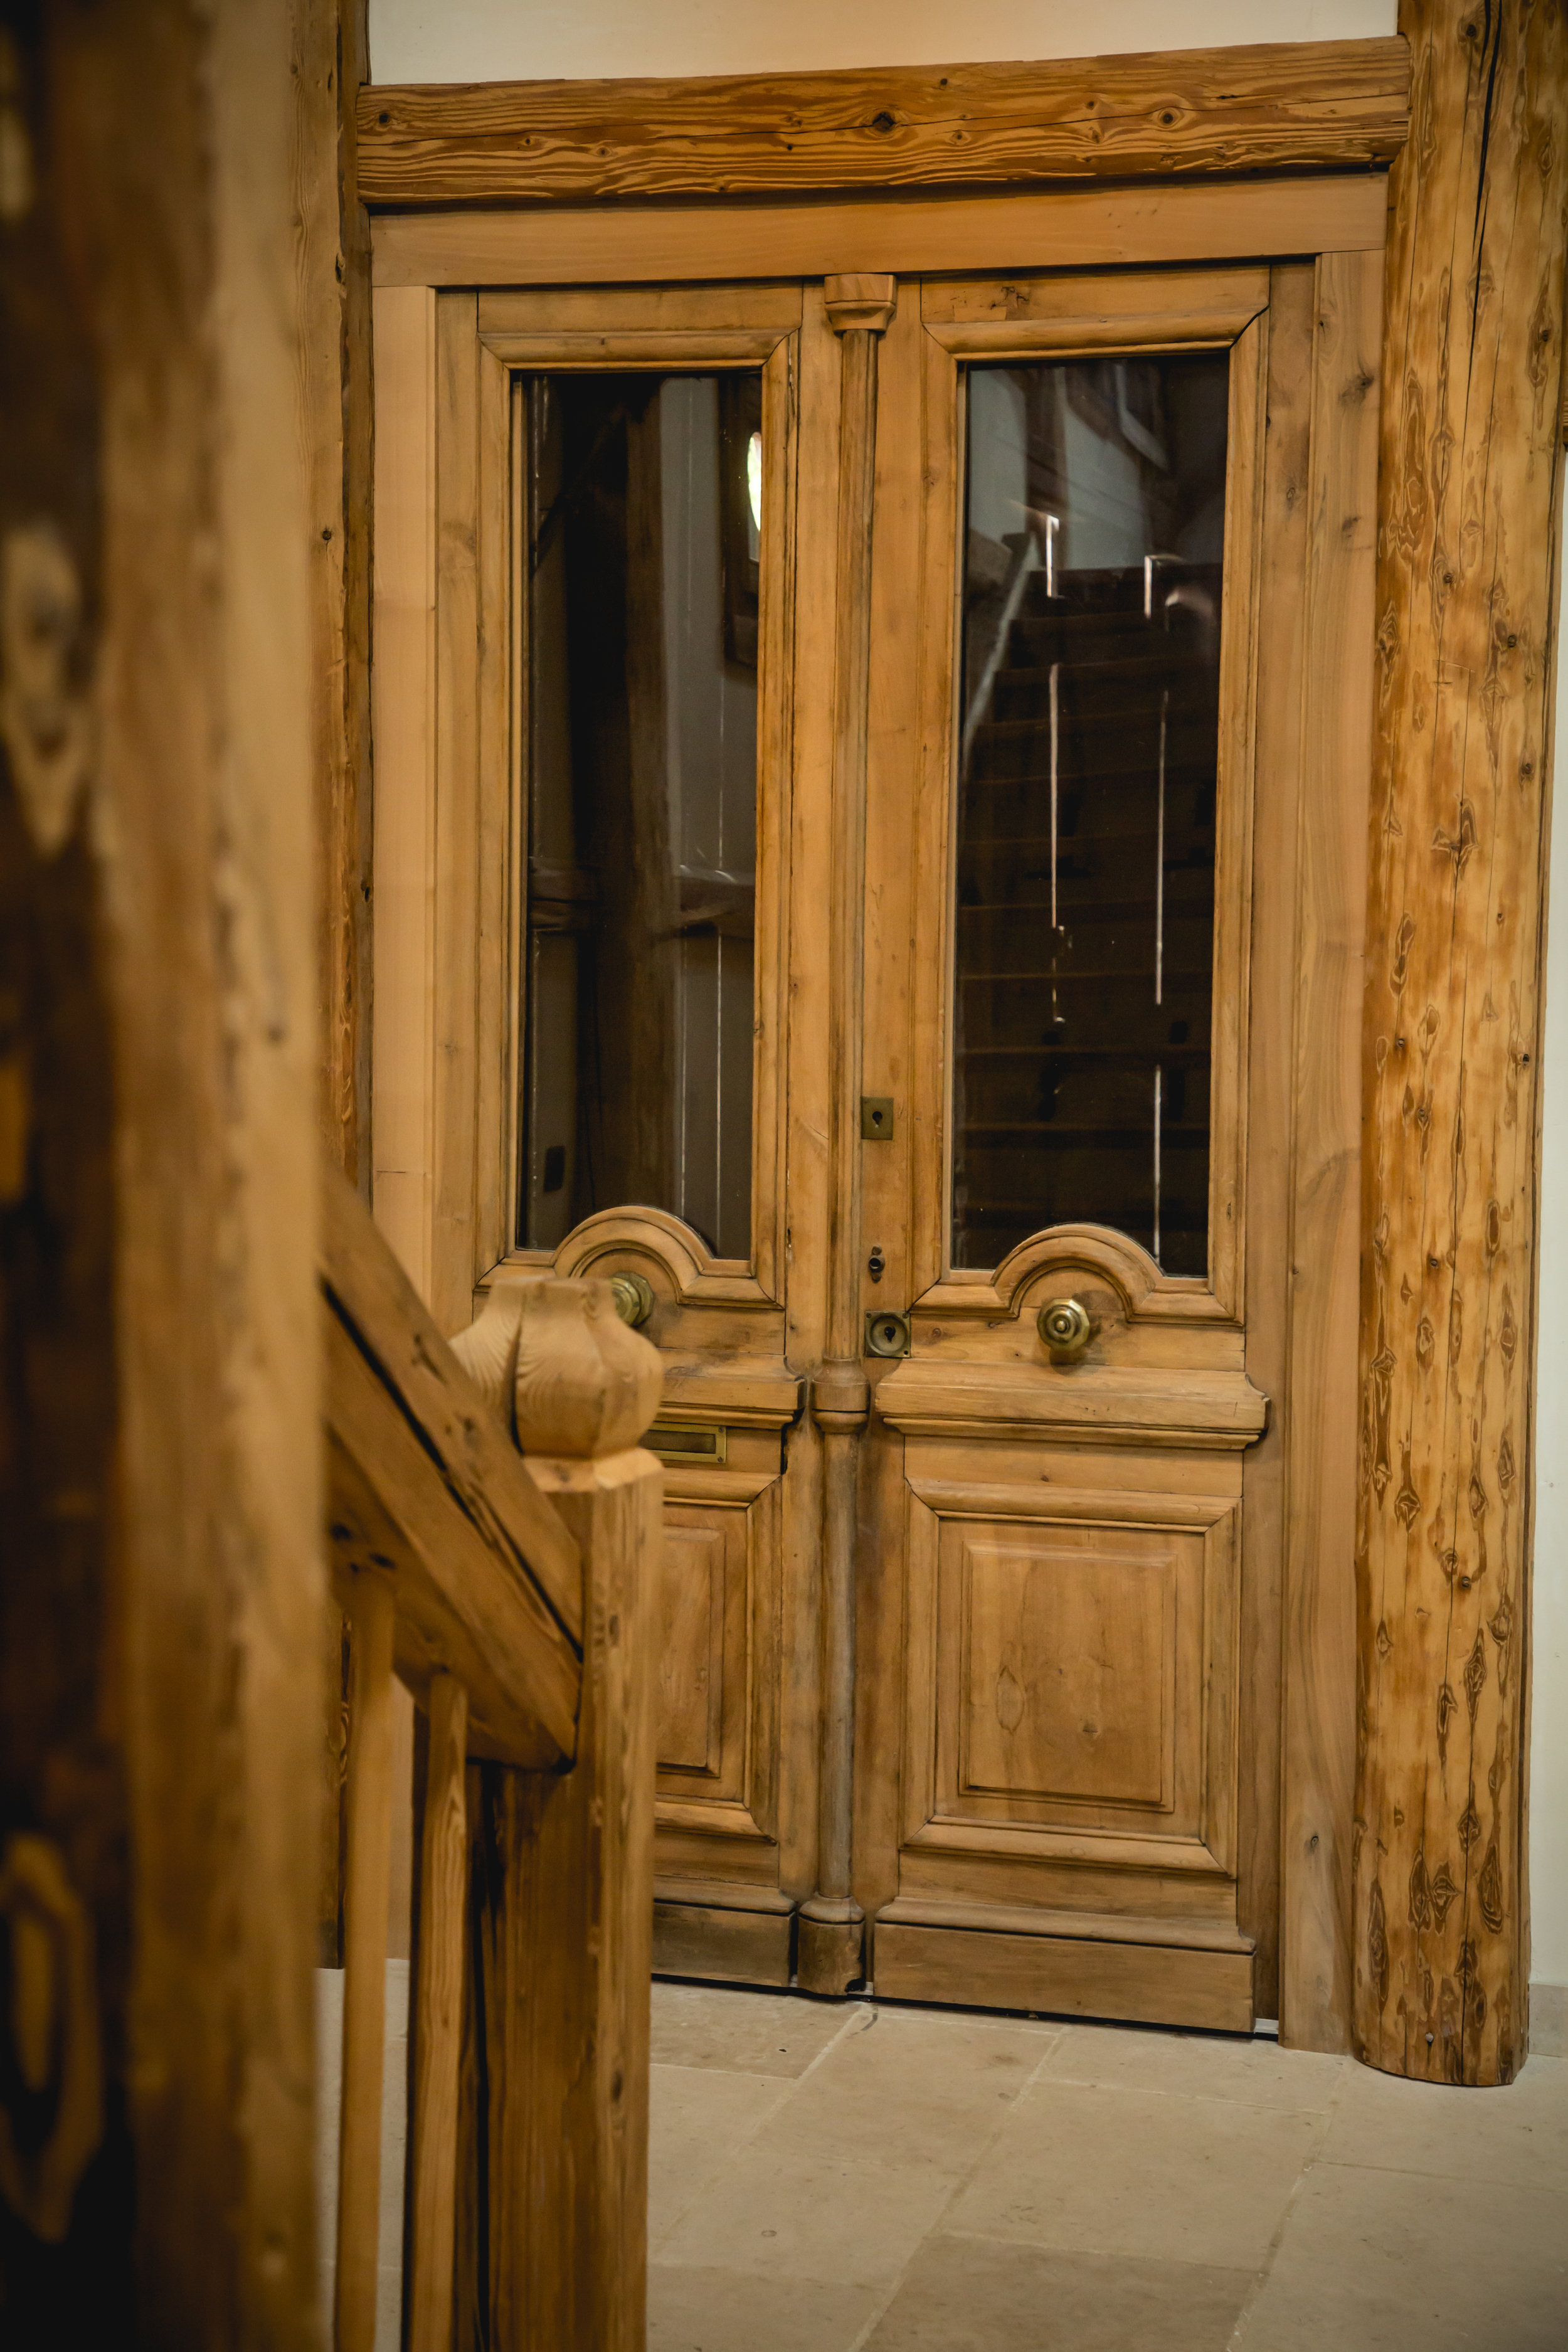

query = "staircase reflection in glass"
[951,352,1229,1276]
[519,370,762,1260]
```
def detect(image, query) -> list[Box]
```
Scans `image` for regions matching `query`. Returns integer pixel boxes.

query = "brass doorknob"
[1038,1296,1092,1362]
[610,1271,655,1330]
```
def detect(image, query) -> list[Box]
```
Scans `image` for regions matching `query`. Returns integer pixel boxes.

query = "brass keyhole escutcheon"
[1038,1296,1092,1362]
[610,1271,655,1330]
[865,1308,911,1360]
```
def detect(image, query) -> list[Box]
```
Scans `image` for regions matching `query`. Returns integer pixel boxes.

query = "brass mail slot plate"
[646,1421,728,1466]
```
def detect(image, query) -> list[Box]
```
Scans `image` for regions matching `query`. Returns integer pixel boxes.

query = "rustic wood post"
[1,0,324,2337]
[335,1574,397,2352]
[456,1278,663,2351]
[1354,0,1568,2083]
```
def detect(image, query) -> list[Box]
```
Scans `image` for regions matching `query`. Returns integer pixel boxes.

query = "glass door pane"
[950,350,1229,1274]
[521,368,763,1259]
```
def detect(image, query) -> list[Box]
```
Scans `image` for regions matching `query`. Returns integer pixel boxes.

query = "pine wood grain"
[371,280,438,1296]
[1280,250,1382,2054]
[1353,0,1568,2085]
[336,1574,396,2352]
[1236,262,1315,2023]
[17,1,326,2332]
[294,0,373,1190]
[356,38,1409,208]
[462,1449,661,2351]
[873,1919,1253,2029]
[798,288,891,1993]
[371,175,1392,291]
[431,291,484,1337]
[408,1675,469,2352]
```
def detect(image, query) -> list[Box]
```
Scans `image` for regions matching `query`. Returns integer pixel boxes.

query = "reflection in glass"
[521,371,762,1259]
[951,352,1229,1276]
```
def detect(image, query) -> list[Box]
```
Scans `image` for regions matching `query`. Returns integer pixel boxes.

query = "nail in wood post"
[462,1278,664,2351]
[336,1571,397,2352]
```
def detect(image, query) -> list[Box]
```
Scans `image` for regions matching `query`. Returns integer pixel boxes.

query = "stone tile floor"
[647,1981,1568,2351]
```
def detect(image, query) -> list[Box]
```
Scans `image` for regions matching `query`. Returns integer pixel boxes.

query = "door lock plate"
[861,1095,894,1141]
[865,1308,911,1359]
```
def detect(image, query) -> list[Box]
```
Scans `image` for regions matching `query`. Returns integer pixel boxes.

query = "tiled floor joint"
[648,1978,1568,2350]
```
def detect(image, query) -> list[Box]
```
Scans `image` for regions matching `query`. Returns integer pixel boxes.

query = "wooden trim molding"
[875,1361,1268,1450]
[371,176,1392,290]
[356,37,1409,209]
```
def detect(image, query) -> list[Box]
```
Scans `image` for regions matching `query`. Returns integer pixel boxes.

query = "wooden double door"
[395,247,1378,2029]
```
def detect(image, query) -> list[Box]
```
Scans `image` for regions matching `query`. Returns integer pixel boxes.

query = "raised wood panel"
[951,1530,1177,1812]
[653,1476,786,1872]
[906,1482,1240,1884]
[371,176,1392,291]
[656,1517,727,1777]
[357,39,1409,207]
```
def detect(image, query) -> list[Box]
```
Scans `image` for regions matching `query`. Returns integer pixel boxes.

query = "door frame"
[362,46,1402,2049]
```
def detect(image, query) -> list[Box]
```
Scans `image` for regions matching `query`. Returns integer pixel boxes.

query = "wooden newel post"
[452,1277,663,2351]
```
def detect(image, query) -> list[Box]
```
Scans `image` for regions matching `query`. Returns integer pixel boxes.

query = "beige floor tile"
[655,2139,965,2289]
[1319,2051,1568,2192]
[864,2235,1254,2350]
[652,1980,856,2079]
[946,2080,1323,2268]
[1041,2020,1345,2112]
[763,2005,1054,2169]
[650,2063,788,2247]
[648,2264,879,2351]
[1237,2161,1568,2349]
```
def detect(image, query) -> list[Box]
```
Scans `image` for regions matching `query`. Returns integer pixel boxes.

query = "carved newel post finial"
[447,1270,664,2345]
[450,1276,663,1458]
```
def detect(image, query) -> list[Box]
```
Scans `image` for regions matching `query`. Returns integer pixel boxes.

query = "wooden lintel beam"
[356,36,1409,209]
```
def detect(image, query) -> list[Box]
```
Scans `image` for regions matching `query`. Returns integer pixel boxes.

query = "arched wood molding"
[534,1204,770,1308]
[917,1223,1214,1325]
[1354,0,1568,2085]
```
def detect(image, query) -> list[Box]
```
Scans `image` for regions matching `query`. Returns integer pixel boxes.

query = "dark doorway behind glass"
[520,370,762,1259]
[951,350,1229,1276]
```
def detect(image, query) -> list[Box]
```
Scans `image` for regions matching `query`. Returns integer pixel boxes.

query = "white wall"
[366,0,1567,2020]
[369,3,1396,83]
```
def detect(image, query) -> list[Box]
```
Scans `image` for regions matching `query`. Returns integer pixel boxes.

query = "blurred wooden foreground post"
[452,1277,664,2352]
